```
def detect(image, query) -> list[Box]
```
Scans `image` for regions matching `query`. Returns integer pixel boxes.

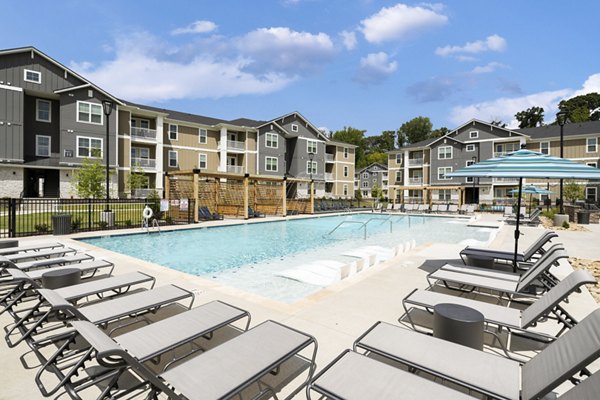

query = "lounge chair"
[199,206,223,220]
[404,204,415,213]
[5,284,194,348]
[248,206,265,218]
[36,300,251,397]
[438,204,448,213]
[61,319,316,400]
[559,368,600,399]
[393,203,403,212]
[459,204,468,214]
[0,242,65,256]
[427,245,567,297]
[459,230,558,265]
[307,350,473,400]
[430,204,439,213]
[403,270,596,349]
[465,204,475,214]
[0,253,94,273]
[448,204,459,213]
[507,208,542,226]
[354,308,600,400]
[1,247,77,264]
[504,206,514,217]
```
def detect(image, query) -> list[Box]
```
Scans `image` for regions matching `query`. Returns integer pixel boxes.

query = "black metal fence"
[0,198,195,238]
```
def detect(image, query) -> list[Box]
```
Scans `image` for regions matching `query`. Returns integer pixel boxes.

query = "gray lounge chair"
[1,247,77,264]
[506,208,542,226]
[448,204,459,213]
[354,308,600,400]
[438,204,448,213]
[403,270,596,350]
[36,300,251,397]
[559,368,600,400]
[5,284,194,348]
[459,230,557,265]
[0,242,65,256]
[63,319,317,400]
[0,253,94,274]
[307,350,473,400]
[427,245,567,298]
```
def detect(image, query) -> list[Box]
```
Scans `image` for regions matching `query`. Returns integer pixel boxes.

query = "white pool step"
[276,260,354,286]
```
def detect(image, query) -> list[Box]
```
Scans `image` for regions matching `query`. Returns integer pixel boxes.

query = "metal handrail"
[364,217,393,233]
[327,220,367,239]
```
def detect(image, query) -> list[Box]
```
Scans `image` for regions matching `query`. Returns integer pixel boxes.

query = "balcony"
[409,177,423,185]
[325,172,333,181]
[493,152,508,158]
[325,153,335,163]
[493,177,519,184]
[227,165,244,174]
[131,157,156,169]
[131,127,157,140]
[408,158,424,167]
[227,140,245,152]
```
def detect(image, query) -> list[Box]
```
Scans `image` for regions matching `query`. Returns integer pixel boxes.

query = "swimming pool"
[80,213,496,302]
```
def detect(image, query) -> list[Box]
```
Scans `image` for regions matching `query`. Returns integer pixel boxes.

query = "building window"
[265,156,278,172]
[168,151,178,167]
[466,144,475,152]
[77,101,103,125]
[469,130,479,139]
[438,189,451,201]
[438,166,452,180]
[372,178,377,183]
[198,153,207,169]
[362,172,369,179]
[343,166,349,177]
[465,160,475,183]
[77,136,102,158]
[586,187,597,202]
[169,124,178,140]
[291,124,299,132]
[362,190,368,197]
[24,69,41,84]
[587,137,598,153]
[307,161,317,175]
[36,99,51,123]
[35,135,51,157]
[131,147,149,161]
[362,181,368,188]
[344,148,348,158]
[438,146,453,160]
[199,129,207,144]
[395,153,402,164]
[395,171,402,182]
[540,141,550,155]
[307,140,318,154]
[343,184,348,196]
[266,132,278,148]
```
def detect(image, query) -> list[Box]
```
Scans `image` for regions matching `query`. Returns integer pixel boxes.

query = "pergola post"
[391,187,396,206]
[192,169,199,223]
[243,174,249,219]
[423,188,428,205]
[459,188,464,207]
[310,180,315,214]
[164,173,170,199]
[214,179,220,215]
[282,177,287,217]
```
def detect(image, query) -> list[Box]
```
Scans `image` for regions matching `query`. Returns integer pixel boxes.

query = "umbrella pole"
[513,177,523,272]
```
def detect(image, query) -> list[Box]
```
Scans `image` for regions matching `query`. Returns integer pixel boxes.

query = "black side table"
[433,303,484,350]
[42,268,81,289]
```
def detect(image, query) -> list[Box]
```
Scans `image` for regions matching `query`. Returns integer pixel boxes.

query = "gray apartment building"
[354,163,388,199]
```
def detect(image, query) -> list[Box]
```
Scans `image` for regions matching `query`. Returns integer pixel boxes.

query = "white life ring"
[142,206,154,220]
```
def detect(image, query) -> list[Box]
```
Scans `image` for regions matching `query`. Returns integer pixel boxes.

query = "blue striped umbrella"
[509,186,554,215]
[448,149,600,269]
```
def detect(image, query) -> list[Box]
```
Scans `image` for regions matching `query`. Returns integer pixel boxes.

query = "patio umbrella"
[447,149,600,271]
[509,185,554,214]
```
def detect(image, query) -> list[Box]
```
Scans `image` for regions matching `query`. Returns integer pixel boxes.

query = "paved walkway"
[0,212,598,399]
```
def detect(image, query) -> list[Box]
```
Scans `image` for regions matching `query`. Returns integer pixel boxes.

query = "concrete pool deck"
[1,212,598,399]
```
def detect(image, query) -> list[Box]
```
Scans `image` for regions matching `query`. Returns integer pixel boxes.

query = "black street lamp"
[556,110,568,214]
[102,100,113,212]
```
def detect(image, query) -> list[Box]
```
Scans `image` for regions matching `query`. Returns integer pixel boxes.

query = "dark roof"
[227,118,266,128]
[123,100,227,126]
[516,121,600,139]
[402,137,439,149]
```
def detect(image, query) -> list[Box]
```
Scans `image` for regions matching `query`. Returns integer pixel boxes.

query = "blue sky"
[3,1,600,135]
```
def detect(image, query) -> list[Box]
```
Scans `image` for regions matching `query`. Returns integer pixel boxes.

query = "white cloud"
[471,61,508,74]
[360,3,448,43]
[171,20,218,35]
[340,30,357,50]
[436,34,507,57]
[236,27,335,74]
[571,73,600,97]
[70,33,294,102]
[354,52,398,84]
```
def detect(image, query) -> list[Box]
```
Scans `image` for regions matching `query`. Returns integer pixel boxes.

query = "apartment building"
[354,163,388,199]
[388,119,600,205]
[0,47,355,199]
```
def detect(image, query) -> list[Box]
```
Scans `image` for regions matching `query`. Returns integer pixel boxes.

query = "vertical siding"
[0,87,23,160]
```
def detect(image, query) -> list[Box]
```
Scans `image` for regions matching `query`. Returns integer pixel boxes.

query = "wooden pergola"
[164,170,314,221]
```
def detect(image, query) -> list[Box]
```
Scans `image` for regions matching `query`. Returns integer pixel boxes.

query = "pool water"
[80,214,495,303]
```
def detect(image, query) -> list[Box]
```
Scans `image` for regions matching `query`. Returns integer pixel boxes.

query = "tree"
[72,155,106,198]
[332,126,367,168]
[363,151,387,166]
[371,183,383,200]
[431,126,449,138]
[515,106,544,128]
[558,92,600,122]
[490,119,507,128]
[127,164,148,197]
[398,116,433,145]
[365,130,396,152]
[563,181,584,204]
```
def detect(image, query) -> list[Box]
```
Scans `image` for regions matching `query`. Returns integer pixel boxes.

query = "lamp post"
[556,111,568,214]
[471,156,477,204]
[102,100,113,212]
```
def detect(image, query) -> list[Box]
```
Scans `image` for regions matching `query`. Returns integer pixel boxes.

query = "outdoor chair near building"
[506,207,542,226]
[248,206,266,218]
[0,247,78,264]
[437,204,448,213]
[0,253,94,276]
[448,204,459,213]
[0,242,66,256]
[198,206,223,221]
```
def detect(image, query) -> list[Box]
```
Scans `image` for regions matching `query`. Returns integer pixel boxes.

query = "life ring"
[142,206,153,220]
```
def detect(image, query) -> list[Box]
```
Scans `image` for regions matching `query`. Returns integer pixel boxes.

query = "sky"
[3,0,600,135]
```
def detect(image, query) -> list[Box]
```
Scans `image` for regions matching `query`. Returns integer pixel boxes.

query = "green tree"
[558,92,600,122]
[365,130,396,152]
[363,151,387,166]
[490,119,507,128]
[515,106,544,128]
[371,183,383,200]
[332,126,367,168]
[398,116,433,145]
[563,181,584,204]
[431,126,449,138]
[72,155,106,198]
[127,164,148,196]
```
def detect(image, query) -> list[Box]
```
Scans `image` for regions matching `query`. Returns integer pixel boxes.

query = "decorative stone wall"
[0,167,24,197]
[564,204,600,224]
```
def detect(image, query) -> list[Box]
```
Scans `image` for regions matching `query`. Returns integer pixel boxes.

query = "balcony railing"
[324,173,334,181]
[493,177,519,183]
[325,153,334,162]
[227,165,244,174]
[131,157,156,168]
[227,140,245,151]
[408,158,424,166]
[131,127,157,140]
[493,151,508,158]
[409,177,423,185]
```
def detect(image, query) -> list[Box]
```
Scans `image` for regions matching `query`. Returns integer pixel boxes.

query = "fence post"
[87,198,92,231]
[9,198,17,238]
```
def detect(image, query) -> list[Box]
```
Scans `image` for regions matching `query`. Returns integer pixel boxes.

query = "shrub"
[97,221,109,229]
[71,218,82,231]
[34,223,50,233]
[542,207,559,219]
[562,221,570,229]
[146,190,163,221]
